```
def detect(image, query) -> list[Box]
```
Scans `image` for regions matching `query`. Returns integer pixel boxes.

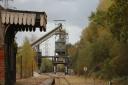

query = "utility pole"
[4,0,8,8]
[20,56,22,79]
[32,61,33,76]
[53,20,66,26]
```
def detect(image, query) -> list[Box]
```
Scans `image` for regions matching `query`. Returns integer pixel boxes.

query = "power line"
[53,19,66,26]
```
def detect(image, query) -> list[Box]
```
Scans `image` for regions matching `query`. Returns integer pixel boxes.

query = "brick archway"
[0,6,47,85]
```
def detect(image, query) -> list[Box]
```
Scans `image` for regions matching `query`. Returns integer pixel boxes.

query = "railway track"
[55,76,71,85]
[16,73,108,85]
[16,72,71,85]
[46,73,71,85]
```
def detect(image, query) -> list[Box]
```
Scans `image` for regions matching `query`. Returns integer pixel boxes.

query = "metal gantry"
[31,23,70,74]
[53,27,69,74]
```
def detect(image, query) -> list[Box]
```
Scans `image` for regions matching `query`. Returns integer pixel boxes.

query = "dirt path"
[16,73,50,85]
[16,73,108,85]
[54,73,108,85]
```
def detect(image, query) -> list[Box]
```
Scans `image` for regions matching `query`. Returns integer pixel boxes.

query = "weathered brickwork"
[0,47,4,80]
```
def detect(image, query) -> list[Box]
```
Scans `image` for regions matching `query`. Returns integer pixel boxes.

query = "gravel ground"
[16,73,50,85]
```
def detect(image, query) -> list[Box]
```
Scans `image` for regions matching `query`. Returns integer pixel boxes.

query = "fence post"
[93,78,95,85]
[108,80,112,85]
[20,56,22,79]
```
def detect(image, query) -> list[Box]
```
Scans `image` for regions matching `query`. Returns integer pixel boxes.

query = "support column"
[0,6,5,85]
[65,65,68,75]
[5,26,16,85]
[53,65,57,74]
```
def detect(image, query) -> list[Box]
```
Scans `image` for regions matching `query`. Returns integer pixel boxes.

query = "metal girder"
[31,23,62,48]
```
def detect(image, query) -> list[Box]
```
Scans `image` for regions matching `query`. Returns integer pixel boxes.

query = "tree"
[68,0,128,81]
[16,37,36,78]
[40,58,52,73]
[107,0,128,42]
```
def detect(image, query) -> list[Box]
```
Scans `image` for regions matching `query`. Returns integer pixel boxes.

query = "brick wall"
[0,47,4,81]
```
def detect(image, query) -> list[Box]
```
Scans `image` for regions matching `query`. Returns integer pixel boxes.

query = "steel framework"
[31,23,70,74]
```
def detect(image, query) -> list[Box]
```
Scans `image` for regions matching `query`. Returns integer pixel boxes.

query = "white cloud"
[15,0,31,3]
[15,22,82,45]
[15,22,82,55]
[14,0,99,55]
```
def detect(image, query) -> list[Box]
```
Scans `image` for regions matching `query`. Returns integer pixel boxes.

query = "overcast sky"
[0,0,99,55]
